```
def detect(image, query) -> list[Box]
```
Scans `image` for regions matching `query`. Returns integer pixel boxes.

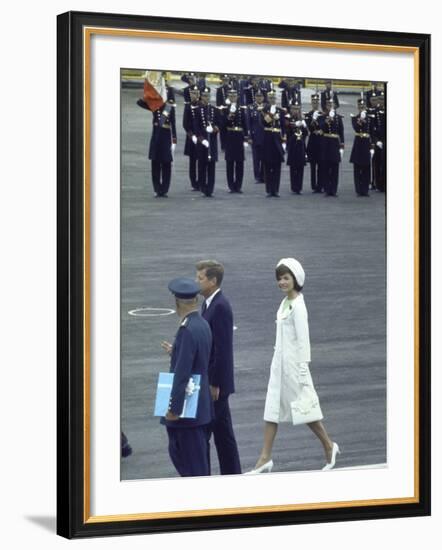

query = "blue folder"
[153,372,201,418]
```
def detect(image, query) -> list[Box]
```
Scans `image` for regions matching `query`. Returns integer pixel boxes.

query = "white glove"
[282,143,287,152]
[230,104,237,113]
[313,111,319,121]
[360,110,367,120]
[243,141,249,148]
[302,120,307,127]
[191,135,197,145]
[225,98,231,105]
[171,143,176,153]
[376,141,383,149]
[202,139,209,148]
[295,120,302,127]
[206,124,213,134]
[270,105,276,114]
[339,148,344,159]
[330,109,335,118]
[370,149,375,158]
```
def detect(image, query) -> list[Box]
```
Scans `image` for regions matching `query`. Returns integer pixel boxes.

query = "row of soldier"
[137,73,386,199]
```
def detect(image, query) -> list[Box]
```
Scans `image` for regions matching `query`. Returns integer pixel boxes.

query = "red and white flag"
[143,71,167,111]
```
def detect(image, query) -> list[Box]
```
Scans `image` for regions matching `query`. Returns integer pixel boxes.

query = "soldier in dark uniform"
[279,78,302,111]
[246,88,266,183]
[321,80,340,111]
[221,88,250,193]
[261,90,286,197]
[241,75,267,106]
[182,72,198,104]
[160,277,213,477]
[137,95,177,198]
[193,87,220,197]
[285,102,308,194]
[216,74,235,151]
[318,98,344,197]
[183,85,201,191]
[304,93,323,193]
[369,92,386,192]
[365,82,384,108]
[350,98,375,196]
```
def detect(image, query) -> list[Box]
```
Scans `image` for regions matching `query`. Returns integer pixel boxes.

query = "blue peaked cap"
[168,277,200,299]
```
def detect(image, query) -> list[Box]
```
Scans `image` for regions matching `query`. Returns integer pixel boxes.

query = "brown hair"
[195,260,224,286]
[275,264,303,291]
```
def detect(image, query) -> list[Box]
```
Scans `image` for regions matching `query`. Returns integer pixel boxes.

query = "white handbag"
[290,386,324,426]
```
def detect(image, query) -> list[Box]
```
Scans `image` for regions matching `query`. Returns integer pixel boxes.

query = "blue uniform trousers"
[151,160,171,196]
[319,161,339,196]
[252,144,264,182]
[198,160,216,196]
[263,162,282,196]
[289,165,305,193]
[226,160,244,192]
[210,396,242,475]
[167,425,211,477]
[353,165,370,196]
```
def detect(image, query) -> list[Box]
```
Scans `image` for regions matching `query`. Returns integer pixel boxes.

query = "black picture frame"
[57,10,431,539]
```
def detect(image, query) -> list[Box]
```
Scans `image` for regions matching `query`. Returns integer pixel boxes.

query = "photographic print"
[120,69,387,481]
[57,11,430,538]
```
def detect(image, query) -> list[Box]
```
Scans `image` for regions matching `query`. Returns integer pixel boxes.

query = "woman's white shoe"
[244,459,274,474]
[322,443,340,471]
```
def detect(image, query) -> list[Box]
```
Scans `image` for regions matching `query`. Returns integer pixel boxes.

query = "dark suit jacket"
[202,291,235,396]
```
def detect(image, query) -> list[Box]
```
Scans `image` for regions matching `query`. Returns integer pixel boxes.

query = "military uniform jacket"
[370,107,386,144]
[242,85,264,106]
[261,105,286,163]
[193,103,220,162]
[182,103,199,157]
[221,103,249,161]
[281,87,302,110]
[320,89,340,111]
[202,291,235,396]
[305,110,323,163]
[318,114,344,163]
[349,113,375,166]
[285,117,308,166]
[137,99,177,163]
[148,107,177,162]
[161,312,213,428]
[216,85,234,107]
[246,103,266,147]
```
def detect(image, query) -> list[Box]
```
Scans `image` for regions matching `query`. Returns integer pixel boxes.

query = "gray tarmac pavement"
[120,85,386,481]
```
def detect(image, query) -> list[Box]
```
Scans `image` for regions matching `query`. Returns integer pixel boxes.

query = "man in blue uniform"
[261,90,286,197]
[137,95,177,198]
[195,260,242,475]
[160,277,213,477]
[350,98,375,196]
[318,98,344,197]
[321,80,340,111]
[305,93,323,193]
[285,102,308,194]
[369,92,386,192]
[182,85,201,191]
[193,87,220,197]
[221,88,250,193]
[278,78,302,111]
[246,88,266,184]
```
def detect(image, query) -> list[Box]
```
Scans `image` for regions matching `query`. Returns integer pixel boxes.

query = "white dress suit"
[263,293,323,424]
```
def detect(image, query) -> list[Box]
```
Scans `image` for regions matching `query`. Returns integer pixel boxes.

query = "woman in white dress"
[247,258,339,474]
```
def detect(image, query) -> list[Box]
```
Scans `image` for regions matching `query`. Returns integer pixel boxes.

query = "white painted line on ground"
[128,307,175,317]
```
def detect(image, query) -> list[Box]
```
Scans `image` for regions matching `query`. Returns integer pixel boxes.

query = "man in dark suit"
[195,260,242,475]
[160,277,213,477]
